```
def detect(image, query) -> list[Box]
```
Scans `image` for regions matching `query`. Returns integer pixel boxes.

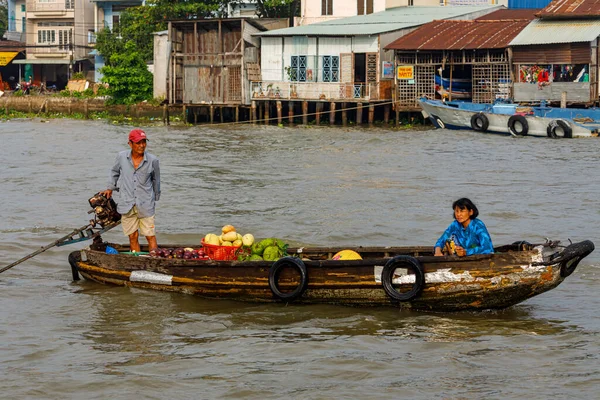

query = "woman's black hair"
[452,198,479,219]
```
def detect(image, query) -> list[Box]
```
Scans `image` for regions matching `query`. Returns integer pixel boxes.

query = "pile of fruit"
[149,247,208,260]
[238,238,288,261]
[203,225,255,248]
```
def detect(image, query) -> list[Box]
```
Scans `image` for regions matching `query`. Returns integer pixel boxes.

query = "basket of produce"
[201,239,241,261]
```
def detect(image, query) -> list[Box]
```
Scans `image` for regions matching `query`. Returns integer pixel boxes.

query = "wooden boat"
[419,97,600,138]
[68,239,594,312]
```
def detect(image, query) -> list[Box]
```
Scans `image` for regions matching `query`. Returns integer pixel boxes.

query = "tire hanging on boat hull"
[508,115,529,136]
[547,119,573,139]
[470,113,489,132]
[268,257,308,301]
[381,256,425,302]
[430,114,446,129]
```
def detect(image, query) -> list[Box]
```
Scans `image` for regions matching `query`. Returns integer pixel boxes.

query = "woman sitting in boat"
[434,198,493,257]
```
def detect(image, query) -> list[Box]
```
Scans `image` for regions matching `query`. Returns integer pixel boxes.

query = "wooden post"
[183,104,187,123]
[368,104,375,126]
[395,103,400,127]
[210,105,214,124]
[251,101,257,123]
[276,101,282,124]
[342,102,347,126]
[220,106,224,123]
[561,91,567,108]
[356,103,362,125]
[264,101,270,125]
[288,101,294,125]
[384,104,390,124]
[235,106,239,123]
[302,101,308,125]
[193,107,197,125]
[329,102,336,125]
[315,102,322,125]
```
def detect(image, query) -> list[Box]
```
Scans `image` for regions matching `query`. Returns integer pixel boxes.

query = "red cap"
[128,129,148,143]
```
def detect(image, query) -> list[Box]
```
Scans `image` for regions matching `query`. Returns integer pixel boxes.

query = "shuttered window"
[357,0,373,15]
[322,56,339,82]
[290,56,307,82]
[322,0,333,15]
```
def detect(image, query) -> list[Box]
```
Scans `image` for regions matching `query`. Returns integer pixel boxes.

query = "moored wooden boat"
[68,239,594,312]
[419,97,600,138]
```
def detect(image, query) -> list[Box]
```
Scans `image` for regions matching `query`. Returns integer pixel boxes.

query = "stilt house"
[509,0,600,105]
[385,9,534,108]
[253,5,502,104]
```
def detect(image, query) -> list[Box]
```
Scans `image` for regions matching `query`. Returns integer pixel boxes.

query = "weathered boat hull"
[69,240,594,312]
[419,98,600,138]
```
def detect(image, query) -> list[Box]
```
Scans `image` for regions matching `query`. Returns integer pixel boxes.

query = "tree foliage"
[100,42,153,105]
[0,1,8,38]
[94,0,300,104]
[254,0,299,19]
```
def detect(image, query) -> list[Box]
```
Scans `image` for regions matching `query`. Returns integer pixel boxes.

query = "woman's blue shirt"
[435,218,494,256]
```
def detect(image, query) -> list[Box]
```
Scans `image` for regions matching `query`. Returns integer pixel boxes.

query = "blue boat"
[419,97,600,138]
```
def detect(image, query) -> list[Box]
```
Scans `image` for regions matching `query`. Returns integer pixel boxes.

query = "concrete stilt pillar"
[329,102,336,125]
[302,101,308,125]
[288,101,294,126]
[276,101,282,124]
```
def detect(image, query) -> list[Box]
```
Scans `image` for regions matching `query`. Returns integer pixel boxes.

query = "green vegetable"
[249,254,264,261]
[263,245,283,261]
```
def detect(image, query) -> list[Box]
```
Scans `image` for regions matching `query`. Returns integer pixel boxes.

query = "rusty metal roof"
[536,0,600,18]
[475,9,540,20]
[385,19,530,51]
[0,40,26,52]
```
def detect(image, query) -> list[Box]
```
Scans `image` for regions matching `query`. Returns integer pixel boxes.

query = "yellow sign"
[0,52,19,67]
[397,65,414,80]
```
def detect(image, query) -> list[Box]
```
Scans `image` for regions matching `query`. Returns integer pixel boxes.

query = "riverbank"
[0,96,426,128]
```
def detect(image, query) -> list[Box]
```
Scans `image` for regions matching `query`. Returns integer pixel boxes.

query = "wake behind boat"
[419,97,600,138]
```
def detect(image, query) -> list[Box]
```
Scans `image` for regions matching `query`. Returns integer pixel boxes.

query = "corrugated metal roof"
[475,8,539,20]
[510,19,600,45]
[385,19,529,50]
[257,5,502,37]
[536,0,600,18]
[0,40,25,52]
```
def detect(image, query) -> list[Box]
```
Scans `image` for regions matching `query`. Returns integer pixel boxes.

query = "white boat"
[419,98,600,138]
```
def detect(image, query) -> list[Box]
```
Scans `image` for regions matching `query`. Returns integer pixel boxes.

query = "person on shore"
[434,198,493,257]
[100,129,161,252]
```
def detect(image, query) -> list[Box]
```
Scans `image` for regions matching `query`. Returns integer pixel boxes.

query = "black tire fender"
[470,113,489,132]
[508,115,529,136]
[381,255,425,302]
[431,114,446,129]
[559,240,595,278]
[268,257,308,301]
[68,251,81,281]
[547,119,573,139]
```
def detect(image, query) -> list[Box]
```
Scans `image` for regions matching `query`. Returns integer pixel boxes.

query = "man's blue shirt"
[435,218,493,256]
[108,150,160,218]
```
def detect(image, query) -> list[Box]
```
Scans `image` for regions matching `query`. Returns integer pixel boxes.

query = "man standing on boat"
[100,129,161,253]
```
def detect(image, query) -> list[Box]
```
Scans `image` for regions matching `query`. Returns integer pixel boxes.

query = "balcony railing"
[30,45,70,54]
[27,1,73,12]
[249,81,380,103]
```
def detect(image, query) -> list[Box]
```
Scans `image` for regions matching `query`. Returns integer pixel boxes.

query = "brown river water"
[1,119,600,399]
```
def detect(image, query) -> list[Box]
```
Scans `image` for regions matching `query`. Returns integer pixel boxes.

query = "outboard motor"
[88,193,121,227]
